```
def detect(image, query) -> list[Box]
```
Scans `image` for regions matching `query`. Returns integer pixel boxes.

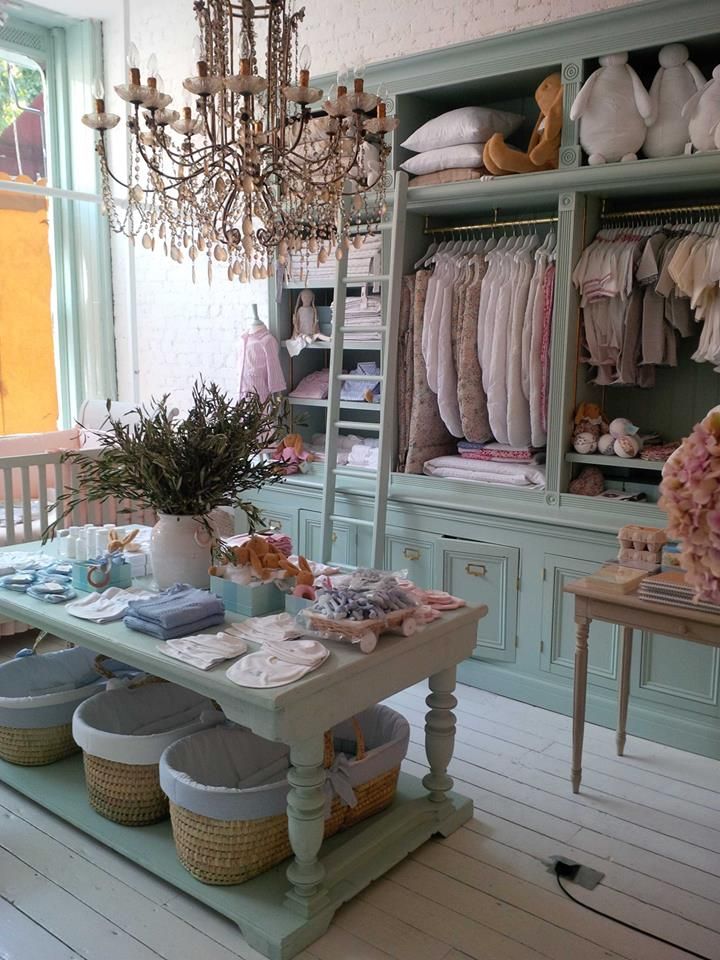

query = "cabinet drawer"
[256,508,296,545]
[385,530,435,589]
[299,510,357,566]
[440,539,519,663]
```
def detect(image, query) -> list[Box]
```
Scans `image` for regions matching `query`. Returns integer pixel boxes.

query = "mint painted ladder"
[319,171,409,568]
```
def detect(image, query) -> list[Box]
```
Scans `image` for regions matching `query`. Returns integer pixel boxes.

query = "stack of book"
[638,571,720,615]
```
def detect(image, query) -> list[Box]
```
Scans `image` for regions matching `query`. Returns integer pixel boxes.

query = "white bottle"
[57,530,71,557]
[67,526,80,559]
[76,538,88,563]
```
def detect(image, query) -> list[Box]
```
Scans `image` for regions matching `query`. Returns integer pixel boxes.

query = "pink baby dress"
[237,327,287,402]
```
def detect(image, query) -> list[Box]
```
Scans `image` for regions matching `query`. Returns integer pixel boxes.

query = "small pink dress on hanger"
[237,326,287,402]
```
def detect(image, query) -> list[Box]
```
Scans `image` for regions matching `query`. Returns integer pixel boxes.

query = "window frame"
[0,8,116,430]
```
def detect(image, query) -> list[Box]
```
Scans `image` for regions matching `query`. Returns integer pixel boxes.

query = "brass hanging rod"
[601,201,720,221]
[424,213,558,235]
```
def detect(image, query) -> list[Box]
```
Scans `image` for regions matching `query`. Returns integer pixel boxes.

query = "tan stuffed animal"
[230,535,301,581]
[483,73,563,176]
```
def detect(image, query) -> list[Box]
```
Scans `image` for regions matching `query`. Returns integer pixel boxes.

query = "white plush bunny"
[683,65,720,152]
[570,52,652,164]
[644,44,705,158]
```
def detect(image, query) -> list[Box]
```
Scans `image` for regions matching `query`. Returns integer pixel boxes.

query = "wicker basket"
[72,664,222,826]
[0,641,109,766]
[160,706,409,885]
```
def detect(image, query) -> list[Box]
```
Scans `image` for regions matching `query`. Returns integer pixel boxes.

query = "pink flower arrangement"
[659,406,720,604]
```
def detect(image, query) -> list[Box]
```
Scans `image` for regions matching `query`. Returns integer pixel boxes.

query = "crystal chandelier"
[81,0,398,283]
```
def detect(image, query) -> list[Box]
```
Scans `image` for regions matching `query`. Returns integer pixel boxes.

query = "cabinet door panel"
[385,530,435,589]
[299,510,356,566]
[637,631,720,715]
[542,555,617,688]
[255,507,296,544]
[440,539,519,663]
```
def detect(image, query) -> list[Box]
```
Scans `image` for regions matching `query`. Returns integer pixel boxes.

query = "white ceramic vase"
[150,514,213,589]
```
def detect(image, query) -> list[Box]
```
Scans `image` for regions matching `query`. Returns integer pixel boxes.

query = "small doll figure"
[286,289,330,356]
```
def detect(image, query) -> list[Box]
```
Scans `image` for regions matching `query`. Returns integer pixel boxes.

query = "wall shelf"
[282,340,381,351]
[405,152,720,216]
[565,453,667,472]
[288,397,382,412]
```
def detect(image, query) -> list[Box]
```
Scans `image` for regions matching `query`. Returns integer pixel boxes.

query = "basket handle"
[323,716,366,768]
[93,654,167,688]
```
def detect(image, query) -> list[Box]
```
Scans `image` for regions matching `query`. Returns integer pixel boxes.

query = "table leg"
[285,736,329,916]
[572,617,590,794]
[617,626,633,757]
[423,666,457,803]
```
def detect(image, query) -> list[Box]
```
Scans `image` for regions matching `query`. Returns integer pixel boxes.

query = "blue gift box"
[284,594,313,616]
[209,576,284,617]
[72,559,132,593]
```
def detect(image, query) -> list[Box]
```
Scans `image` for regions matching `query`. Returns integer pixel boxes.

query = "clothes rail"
[600,201,720,222]
[423,213,558,235]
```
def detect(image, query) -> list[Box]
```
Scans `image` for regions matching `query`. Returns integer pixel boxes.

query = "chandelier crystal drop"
[81,0,399,282]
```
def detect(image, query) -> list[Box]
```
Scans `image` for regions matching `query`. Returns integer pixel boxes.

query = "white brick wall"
[111,0,643,405]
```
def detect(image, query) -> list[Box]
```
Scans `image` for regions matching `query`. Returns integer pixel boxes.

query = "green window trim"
[0,8,116,429]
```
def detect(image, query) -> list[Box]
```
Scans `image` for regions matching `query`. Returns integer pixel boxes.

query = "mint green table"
[0,543,484,960]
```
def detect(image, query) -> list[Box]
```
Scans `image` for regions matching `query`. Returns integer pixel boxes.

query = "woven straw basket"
[161,706,409,886]
[73,662,221,827]
[0,641,107,767]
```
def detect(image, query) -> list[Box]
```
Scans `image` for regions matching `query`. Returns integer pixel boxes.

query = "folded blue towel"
[123,611,226,641]
[126,583,224,629]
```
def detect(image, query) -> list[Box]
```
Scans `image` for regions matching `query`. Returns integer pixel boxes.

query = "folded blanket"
[457,441,545,464]
[124,611,226,641]
[126,583,224,630]
[423,456,546,489]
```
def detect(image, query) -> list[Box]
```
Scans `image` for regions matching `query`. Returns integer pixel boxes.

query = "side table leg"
[423,666,457,803]
[285,736,329,916]
[572,617,590,794]
[617,627,633,757]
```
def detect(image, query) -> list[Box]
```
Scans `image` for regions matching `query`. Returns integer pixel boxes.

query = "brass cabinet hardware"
[403,547,421,561]
[465,563,487,577]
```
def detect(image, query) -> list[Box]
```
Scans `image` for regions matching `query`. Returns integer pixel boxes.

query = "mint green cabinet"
[299,510,356,566]
[634,631,720,719]
[439,539,519,664]
[255,506,297,545]
[385,528,435,588]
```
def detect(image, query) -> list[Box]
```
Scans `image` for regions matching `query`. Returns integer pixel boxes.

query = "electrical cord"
[553,861,713,960]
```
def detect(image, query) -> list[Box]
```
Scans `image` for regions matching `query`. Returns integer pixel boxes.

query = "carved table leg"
[285,736,329,916]
[423,666,457,803]
[617,626,633,757]
[572,617,590,794]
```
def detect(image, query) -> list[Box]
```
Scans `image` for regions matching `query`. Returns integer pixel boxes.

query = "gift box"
[209,576,284,617]
[284,594,313,616]
[72,559,132,594]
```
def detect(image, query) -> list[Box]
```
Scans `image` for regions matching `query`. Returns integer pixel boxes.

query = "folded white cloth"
[66,587,156,623]
[160,631,249,670]
[226,639,329,688]
[224,613,302,645]
[423,456,546,489]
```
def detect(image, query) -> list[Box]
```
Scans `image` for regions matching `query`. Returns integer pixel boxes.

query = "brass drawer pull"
[403,547,421,561]
[465,563,487,577]
[331,532,338,544]
[266,519,283,532]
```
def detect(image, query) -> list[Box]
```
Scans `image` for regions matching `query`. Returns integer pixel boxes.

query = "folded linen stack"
[124,583,225,640]
[458,441,546,464]
[286,236,383,286]
[224,613,301,645]
[289,369,329,400]
[400,106,523,186]
[423,455,546,489]
[332,293,383,341]
[226,638,329,688]
[66,587,156,623]
[340,361,382,402]
[160,632,249,670]
[307,434,379,469]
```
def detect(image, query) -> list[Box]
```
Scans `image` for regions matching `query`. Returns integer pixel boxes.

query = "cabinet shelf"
[288,397,382,412]
[405,152,720,216]
[565,452,667,472]
[282,340,381,351]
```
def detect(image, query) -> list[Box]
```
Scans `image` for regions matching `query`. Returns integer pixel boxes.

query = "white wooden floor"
[1,633,719,960]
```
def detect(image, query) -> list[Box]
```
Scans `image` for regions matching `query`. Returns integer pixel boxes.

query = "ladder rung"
[333,467,377,478]
[330,514,374,528]
[337,373,385,383]
[339,325,386,334]
[334,420,381,432]
[344,275,389,284]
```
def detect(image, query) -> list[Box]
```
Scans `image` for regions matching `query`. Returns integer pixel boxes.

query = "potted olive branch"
[45,381,291,588]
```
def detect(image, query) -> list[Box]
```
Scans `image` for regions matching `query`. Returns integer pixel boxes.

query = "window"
[0,8,115,435]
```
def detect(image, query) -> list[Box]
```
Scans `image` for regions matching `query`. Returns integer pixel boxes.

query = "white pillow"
[400,143,485,176]
[401,106,523,153]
